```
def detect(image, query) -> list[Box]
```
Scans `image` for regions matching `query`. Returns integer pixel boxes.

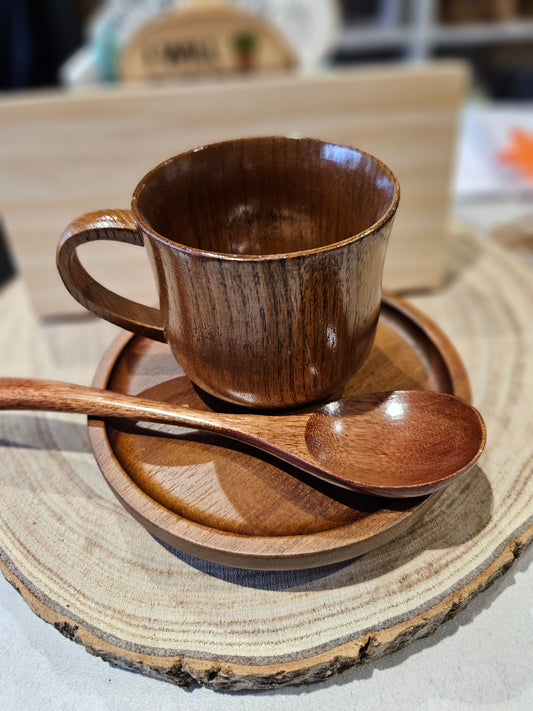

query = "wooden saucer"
[88,295,471,570]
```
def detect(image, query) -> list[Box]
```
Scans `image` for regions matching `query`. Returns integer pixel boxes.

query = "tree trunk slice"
[0,228,532,690]
[87,296,468,570]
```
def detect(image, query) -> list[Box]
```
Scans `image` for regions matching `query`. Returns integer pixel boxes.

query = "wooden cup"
[57,136,399,408]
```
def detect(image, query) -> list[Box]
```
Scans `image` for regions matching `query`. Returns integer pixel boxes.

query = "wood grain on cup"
[57,137,399,408]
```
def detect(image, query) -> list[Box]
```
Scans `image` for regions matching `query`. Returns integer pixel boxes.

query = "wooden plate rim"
[88,295,471,569]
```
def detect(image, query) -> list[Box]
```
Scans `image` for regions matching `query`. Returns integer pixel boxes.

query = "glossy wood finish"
[0,379,485,498]
[84,294,472,569]
[57,136,399,409]
[304,391,485,496]
[56,210,165,342]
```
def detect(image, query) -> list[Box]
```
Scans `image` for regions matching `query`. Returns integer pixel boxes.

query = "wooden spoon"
[0,378,486,498]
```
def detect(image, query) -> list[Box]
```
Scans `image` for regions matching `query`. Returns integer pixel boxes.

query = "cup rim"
[131,135,400,261]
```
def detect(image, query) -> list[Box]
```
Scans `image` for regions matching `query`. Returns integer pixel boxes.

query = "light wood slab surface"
[0,225,531,689]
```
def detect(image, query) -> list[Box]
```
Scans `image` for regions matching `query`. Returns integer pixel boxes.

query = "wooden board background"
[0,225,531,689]
[0,62,467,318]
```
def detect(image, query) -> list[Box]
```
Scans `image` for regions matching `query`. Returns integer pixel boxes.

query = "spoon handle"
[0,377,243,435]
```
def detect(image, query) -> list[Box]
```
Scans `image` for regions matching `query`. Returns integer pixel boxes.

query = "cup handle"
[56,209,166,342]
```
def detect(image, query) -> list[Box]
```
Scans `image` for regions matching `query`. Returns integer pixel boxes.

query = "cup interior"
[134,137,398,256]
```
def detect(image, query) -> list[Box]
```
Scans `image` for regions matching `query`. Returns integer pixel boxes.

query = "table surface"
[1,99,533,709]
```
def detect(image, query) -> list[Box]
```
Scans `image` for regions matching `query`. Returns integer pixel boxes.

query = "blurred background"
[1,0,533,297]
[2,0,533,96]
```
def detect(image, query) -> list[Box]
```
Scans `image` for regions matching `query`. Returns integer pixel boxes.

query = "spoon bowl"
[0,378,486,498]
[306,391,486,497]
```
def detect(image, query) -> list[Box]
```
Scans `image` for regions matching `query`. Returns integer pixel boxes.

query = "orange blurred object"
[499,128,533,180]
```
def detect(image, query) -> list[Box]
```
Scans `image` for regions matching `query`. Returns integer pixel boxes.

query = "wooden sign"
[120,0,297,80]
